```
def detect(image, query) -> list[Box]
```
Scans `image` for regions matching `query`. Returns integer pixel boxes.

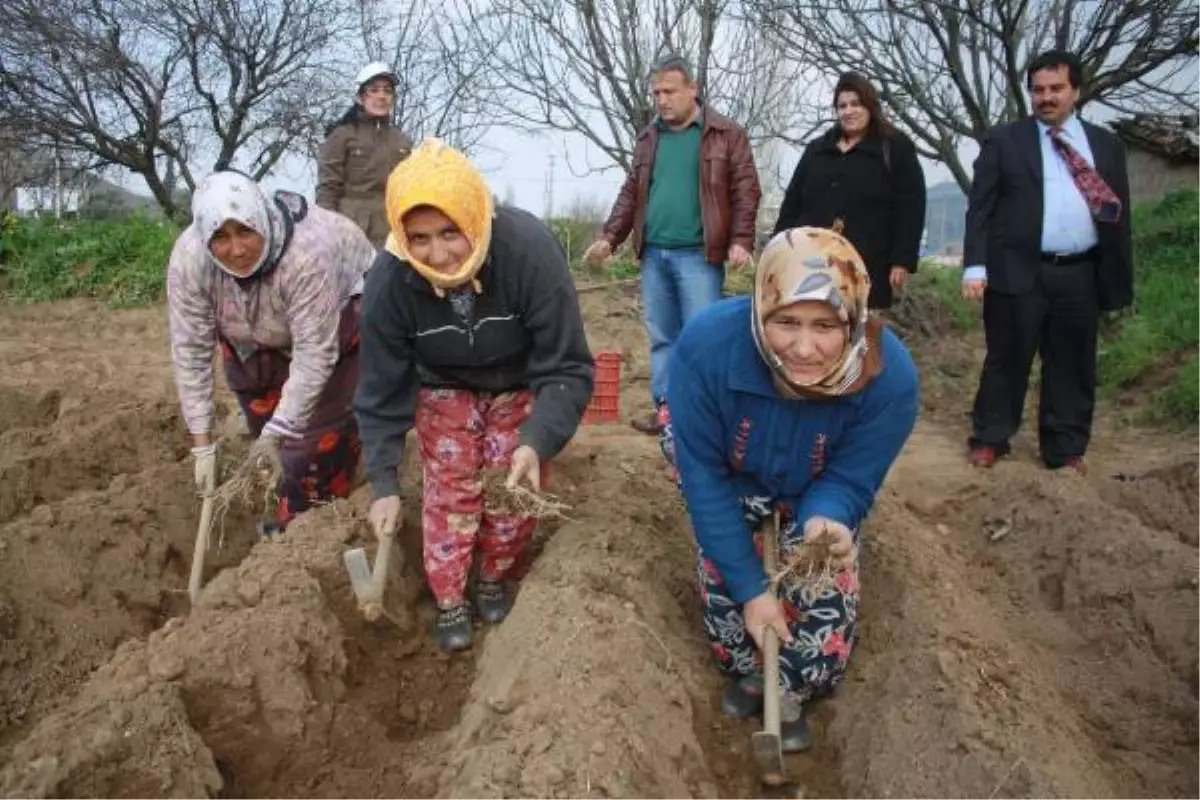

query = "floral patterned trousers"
[414,388,543,609]
[660,403,859,704]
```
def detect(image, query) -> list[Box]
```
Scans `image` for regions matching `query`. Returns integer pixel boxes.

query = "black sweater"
[354,205,595,497]
[774,128,926,309]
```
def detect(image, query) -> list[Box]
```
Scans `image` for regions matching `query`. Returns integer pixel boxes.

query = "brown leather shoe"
[630,410,662,436]
[968,445,999,468]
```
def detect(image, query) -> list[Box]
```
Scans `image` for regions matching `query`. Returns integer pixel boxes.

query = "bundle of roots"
[210,457,281,545]
[482,468,572,520]
[770,538,838,595]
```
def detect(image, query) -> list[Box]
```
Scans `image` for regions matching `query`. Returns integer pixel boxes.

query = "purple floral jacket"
[167,205,376,438]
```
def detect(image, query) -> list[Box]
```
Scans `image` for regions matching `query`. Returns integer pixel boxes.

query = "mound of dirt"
[438,443,720,799]
[1,294,1196,800]
[0,388,61,436]
[0,429,748,799]
[829,429,1199,798]
[0,414,259,750]
[0,398,186,524]
[1,681,220,799]
[1109,459,1200,546]
[1,492,435,799]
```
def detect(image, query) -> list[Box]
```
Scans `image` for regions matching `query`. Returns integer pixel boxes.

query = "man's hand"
[889,265,910,290]
[506,445,541,492]
[743,592,794,650]
[962,278,987,302]
[248,433,283,478]
[584,239,613,267]
[727,244,752,270]
[191,443,217,496]
[802,516,857,571]
[368,495,402,540]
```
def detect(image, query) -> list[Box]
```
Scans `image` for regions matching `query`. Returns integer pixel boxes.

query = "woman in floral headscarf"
[659,226,919,750]
[167,170,376,534]
[354,138,594,652]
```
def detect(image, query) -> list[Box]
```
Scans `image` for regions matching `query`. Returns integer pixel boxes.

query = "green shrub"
[0,214,178,307]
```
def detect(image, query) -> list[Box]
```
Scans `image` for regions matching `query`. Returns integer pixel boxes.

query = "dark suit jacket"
[963,117,1133,311]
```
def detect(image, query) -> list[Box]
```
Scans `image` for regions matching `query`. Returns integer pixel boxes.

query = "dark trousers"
[970,257,1099,466]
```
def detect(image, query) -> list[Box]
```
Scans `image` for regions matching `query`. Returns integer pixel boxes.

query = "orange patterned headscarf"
[752,226,883,398]
[384,138,494,295]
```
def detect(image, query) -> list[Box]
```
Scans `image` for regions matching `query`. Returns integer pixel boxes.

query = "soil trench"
[0,293,1194,798]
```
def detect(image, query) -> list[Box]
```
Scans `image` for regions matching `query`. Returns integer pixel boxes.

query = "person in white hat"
[316,62,414,246]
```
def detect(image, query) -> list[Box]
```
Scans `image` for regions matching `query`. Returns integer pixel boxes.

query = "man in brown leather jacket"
[586,54,761,435]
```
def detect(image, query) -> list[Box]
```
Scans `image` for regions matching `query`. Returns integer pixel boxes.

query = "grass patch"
[904,264,979,331]
[1148,353,1199,425]
[0,214,177,306]
[568,252,640,284]
[1099,189,1198,426]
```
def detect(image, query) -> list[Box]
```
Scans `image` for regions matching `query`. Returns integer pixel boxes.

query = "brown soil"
[0,290,1195,799]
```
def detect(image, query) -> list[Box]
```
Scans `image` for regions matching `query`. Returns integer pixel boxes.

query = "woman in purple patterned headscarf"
[168,170,376,532]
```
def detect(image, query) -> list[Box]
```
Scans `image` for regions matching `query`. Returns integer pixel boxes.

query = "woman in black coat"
[774,72,926,310]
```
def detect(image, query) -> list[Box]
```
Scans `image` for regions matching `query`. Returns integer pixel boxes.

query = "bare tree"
[465,0,815,174]
[0,0,195,216]
[154,0,356,178]
[1,0,356,218]
[349,0,493,152]
[750,0,1200,191]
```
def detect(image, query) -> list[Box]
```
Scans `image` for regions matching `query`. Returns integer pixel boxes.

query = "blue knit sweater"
[666,296,919,603]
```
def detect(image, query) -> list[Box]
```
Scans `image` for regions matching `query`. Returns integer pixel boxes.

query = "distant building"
[1109,114,1199,205]
[1,147,92,217]
[0,126,52,212]
[924,242,963,268]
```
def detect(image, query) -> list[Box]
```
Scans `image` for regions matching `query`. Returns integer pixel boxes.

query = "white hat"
[355,61,397,93]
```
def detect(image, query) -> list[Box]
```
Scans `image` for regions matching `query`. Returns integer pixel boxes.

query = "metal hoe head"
[342,547,374,603]
[751,730,786,787]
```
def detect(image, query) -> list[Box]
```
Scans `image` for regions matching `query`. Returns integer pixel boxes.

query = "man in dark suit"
[961,50,1133,473]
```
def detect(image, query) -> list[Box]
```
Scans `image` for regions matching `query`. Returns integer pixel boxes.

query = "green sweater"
[644,116,704,249]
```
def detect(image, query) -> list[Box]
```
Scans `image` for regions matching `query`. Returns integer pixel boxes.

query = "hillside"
[924,180,967,255]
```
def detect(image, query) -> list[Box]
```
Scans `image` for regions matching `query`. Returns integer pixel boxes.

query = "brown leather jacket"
[316,111,413,246]
[600,107,761,264]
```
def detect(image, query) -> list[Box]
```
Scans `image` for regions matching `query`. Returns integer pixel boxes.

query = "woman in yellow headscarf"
[354,139,594,652]
[659,227,919,750]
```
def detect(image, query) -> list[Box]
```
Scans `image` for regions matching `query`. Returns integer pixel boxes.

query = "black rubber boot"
[435,605,472,652]
[721,674,765,718]
[475,580,512,624]
[255,520,284,540]
[781,701,814,753]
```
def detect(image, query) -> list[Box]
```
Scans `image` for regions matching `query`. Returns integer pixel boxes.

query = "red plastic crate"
[583,351,622,424]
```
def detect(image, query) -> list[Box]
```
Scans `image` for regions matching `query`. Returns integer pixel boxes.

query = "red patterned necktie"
[1049,126,1122,223]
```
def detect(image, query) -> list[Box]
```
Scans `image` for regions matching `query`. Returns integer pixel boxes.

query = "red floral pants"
[414,387,545,608]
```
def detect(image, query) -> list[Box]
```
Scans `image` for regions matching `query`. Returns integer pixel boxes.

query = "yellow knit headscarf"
[383,138,494,295]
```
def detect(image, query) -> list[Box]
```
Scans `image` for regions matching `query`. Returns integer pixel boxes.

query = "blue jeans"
[640,246,724,401]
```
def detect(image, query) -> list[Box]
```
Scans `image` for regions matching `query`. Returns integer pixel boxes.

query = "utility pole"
[938,195,947,254]
[53,141,62,219]
[543,154,555,220]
